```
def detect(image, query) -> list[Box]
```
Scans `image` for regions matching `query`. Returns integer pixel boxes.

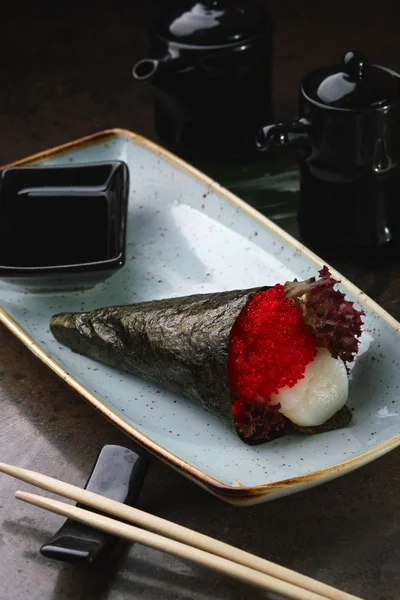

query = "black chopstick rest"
[40,445,148,564]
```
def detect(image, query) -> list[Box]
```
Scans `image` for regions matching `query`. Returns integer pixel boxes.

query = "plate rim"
[0,127,399,505]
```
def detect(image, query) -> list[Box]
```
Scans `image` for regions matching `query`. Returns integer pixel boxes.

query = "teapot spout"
[256,118,311,153]
[132,54,192,123]
[132,54,187,84]
[132,58,160,82]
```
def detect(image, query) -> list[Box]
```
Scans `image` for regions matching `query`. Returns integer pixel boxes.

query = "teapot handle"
[256,118,311,154]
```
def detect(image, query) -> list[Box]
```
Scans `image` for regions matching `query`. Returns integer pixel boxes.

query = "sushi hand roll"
[50,267,364,445]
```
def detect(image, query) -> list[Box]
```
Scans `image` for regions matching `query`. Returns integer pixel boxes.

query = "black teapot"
[257,51,400,257]
[133,0,273,161]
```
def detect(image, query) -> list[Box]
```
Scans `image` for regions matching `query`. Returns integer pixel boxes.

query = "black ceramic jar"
[257,52,400,257]
[133,0,273,162]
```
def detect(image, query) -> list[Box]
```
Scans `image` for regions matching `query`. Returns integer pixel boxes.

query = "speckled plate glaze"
[0,129,399,506]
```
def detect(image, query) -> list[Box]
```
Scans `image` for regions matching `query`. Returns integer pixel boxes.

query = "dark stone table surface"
[0,2,399,599]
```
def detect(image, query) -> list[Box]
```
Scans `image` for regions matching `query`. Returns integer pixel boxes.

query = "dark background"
[0,3,399,600]
[1,0,400,163]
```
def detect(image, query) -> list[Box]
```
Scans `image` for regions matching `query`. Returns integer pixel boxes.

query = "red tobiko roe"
[228,284,318,441]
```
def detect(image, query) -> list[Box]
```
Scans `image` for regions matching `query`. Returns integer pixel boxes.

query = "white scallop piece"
[270,348,348,427]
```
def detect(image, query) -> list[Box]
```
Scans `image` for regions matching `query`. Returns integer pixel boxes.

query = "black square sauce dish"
[0,161,129,291]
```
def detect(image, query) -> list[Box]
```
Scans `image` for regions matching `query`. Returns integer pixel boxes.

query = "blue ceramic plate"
[0,129,399,505]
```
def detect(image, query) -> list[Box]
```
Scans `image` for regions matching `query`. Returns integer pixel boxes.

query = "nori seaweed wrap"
[50,267,364,444]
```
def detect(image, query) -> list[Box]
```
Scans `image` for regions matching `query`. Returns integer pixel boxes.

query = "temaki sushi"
[50,267,364,445]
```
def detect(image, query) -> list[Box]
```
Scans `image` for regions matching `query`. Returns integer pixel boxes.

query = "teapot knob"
[343,51,367,81]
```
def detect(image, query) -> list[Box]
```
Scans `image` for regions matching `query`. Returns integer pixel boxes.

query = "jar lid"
[303,51,400,109]
[151,0,269,48]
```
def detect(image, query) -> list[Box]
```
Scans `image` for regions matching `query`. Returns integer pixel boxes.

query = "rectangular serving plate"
[0,129,399,506]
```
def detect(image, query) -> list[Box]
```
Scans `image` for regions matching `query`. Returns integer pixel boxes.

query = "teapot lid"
[303,52,400,110]
[152,0,269,48]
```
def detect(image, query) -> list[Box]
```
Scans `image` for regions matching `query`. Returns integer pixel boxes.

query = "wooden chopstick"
[0,462,364,600]
[16,490,332,600]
